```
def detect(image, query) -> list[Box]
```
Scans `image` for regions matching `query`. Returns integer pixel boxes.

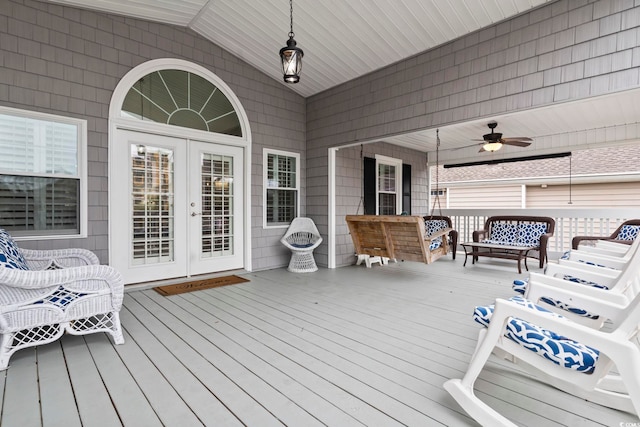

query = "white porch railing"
[438,208,639,258]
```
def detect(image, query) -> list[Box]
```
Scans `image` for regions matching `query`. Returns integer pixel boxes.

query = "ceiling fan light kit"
[474,121,532,152]
[482,142,503,152]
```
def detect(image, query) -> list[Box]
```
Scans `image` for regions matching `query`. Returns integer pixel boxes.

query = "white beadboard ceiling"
[48,0,554,98]
[46,0,640,159]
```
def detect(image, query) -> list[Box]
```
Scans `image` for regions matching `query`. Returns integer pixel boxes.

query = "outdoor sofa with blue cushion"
[472,216,555,268]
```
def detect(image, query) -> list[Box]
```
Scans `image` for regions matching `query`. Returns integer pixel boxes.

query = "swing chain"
[429,129,443,220]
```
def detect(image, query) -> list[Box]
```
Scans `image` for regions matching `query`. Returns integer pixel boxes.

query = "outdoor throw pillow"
[516,222,547,247]
[485,222,518,245]
[616,224,640,241]
[0,228,29,270]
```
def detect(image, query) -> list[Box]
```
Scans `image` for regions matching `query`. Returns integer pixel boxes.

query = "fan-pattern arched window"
[121,70,242,137]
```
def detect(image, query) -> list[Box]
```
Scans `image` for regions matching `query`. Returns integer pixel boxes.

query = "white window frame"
[263,148,300,228]
[0,106,87,240]
[375,154,402,215]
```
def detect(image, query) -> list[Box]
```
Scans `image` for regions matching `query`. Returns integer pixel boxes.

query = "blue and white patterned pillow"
[0,228,29,270]
[485,222,518,245]
[516,222,547,247]
[425,219,447,250]
[616,224,640,241]
[473,296,600,373]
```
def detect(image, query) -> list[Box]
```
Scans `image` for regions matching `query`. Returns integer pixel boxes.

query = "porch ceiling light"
[482,142,503,152]
[279,0,304,83]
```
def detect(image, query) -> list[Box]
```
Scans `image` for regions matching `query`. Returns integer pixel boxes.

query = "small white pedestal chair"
[280,217,323,273]
[0,229,125,370]
[444,292,640,426]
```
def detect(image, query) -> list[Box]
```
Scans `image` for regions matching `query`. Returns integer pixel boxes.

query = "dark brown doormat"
[154,275,249,296]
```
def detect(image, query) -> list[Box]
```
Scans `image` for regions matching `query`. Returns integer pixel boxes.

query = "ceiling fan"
[473,121,532,152]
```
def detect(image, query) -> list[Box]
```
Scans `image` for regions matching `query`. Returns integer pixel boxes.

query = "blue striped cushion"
[473,296,599,373]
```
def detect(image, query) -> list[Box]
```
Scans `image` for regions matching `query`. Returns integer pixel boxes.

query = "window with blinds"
[264,149,299,227]
[0,108,86,237]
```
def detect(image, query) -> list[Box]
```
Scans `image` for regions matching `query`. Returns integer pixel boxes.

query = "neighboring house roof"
[439,144,640,183]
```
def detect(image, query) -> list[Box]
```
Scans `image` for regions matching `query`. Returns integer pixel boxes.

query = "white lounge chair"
[0,229,124,370]
[512,241,640,328]
[444,293,640,426]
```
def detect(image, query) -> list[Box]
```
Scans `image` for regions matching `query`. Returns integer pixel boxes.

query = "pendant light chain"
[289,0,295,37]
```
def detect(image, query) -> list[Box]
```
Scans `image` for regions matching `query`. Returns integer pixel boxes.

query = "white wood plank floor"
[0,257,638,426]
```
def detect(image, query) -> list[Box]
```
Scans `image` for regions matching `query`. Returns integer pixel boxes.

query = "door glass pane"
[131,145,175,265]
[201,153,234,258]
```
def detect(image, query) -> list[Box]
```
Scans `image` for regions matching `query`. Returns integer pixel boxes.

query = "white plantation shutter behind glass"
[0,113,80,235]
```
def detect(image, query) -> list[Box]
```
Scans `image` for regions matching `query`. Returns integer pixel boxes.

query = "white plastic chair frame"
[526,243,640,328]
[444,294,640,426]
[0,248,124,370]
[280,217,323,273]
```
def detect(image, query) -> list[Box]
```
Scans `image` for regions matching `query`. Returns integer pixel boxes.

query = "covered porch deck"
[0,258,635,426]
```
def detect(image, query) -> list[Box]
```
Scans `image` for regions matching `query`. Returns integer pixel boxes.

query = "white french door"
[111,129,244,284]
[188,141,243,275]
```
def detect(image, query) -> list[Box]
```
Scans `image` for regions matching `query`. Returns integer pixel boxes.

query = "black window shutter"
[402,163,411,214]
[363,157,376,214]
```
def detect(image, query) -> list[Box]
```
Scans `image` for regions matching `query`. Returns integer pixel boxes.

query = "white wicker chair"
[0,229,124,370]
[280,217,323,273]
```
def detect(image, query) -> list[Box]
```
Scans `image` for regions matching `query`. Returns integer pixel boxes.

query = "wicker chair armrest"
[472,230,486,242]
[20,248,100,270]
[0,265,123,294]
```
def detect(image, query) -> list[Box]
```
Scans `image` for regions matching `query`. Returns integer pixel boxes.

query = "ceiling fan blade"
[502,140,531,147]
[502,137,533,142]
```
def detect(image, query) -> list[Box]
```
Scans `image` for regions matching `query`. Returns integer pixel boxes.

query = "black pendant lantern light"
[279,0,303,83]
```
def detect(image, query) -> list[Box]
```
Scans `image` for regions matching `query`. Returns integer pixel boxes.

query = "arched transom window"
[121,70,242,137]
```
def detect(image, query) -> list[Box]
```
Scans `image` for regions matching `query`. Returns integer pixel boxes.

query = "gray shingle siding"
[1,0,305,269]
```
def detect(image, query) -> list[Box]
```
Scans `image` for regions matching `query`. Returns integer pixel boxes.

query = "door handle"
[191,212,202,217]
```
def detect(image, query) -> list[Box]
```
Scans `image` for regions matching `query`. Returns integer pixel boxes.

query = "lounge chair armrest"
[555,259,621,277]
[565,250,627,270]
[544,263,618,286]
[527,272,627,306]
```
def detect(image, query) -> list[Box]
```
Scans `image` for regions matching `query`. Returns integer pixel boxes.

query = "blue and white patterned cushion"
[473,296,600,373]
[512,276,606,319]
[516,222,547,247]
[425,219,447,250]
[0,229,28,270]
[616,224,640,241]
[484,222,518,245]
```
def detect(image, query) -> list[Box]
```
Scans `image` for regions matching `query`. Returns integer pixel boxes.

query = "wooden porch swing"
[346,130,454,265]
